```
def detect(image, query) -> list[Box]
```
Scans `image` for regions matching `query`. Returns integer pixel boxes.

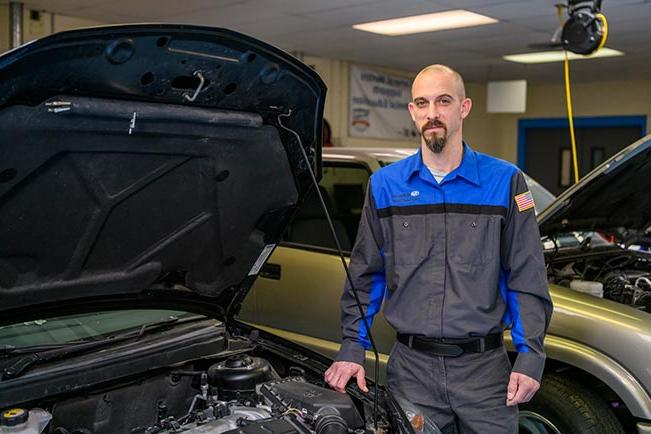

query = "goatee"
[421,121,447,153]
[425,135,446,154]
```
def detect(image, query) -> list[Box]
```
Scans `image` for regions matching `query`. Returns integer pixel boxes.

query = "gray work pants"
[386,341,518,434]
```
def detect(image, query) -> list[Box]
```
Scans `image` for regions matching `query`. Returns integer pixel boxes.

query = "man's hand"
[506,372,540,406]
[324,361,368,393]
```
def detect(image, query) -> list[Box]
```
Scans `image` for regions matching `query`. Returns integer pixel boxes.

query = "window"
[284,164,370,251]
[559,147,572,188]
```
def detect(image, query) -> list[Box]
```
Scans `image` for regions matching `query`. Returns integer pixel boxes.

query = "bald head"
[407,64,472,155]
[412,64,466,100]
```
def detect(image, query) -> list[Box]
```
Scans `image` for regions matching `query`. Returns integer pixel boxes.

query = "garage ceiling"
[6,0,651,82]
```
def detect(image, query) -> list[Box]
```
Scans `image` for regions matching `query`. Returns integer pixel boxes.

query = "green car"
[242,139,651,434]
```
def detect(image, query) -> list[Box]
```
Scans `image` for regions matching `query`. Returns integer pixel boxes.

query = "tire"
[518,373,625,434]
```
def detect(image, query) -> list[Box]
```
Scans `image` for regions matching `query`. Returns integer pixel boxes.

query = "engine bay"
[146,357,364,434]
[0,341,388,434]
[547,245,651,312]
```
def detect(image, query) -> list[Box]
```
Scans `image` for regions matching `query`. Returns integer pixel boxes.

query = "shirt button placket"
[440,187,447,338]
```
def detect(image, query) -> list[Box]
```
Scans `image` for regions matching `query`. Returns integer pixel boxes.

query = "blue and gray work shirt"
[336,143,553,381]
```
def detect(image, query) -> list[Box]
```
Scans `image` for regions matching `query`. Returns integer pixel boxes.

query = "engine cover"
[260,378,364,429]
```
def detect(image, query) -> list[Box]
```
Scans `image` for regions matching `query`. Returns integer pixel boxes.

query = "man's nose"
[426,103,439,120]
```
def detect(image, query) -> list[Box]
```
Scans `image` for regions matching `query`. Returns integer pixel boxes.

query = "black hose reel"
[562,0,608,55]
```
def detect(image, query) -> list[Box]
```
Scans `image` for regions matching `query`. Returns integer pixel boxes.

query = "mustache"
[421,120,447,133]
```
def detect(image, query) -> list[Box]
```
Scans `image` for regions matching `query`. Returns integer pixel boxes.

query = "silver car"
[241,138,651,434]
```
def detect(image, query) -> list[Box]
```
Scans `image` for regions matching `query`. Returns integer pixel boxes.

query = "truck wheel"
[519,373,625,434]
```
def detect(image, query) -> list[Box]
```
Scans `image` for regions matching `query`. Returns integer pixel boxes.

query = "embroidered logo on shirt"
[514,191,535,212]
[392,192,418,202]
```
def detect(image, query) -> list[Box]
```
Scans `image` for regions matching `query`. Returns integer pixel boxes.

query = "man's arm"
[501,170,553,403]
[326,179,386,392]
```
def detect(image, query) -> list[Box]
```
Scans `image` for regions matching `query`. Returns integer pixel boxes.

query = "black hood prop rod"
[278,111,381,430]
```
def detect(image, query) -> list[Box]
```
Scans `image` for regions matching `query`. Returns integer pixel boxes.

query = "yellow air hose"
[563,50,579,184]
[596,13,609,50]
[559,6,609,184]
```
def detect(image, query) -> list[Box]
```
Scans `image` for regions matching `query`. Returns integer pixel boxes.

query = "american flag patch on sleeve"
[514,191,535,212]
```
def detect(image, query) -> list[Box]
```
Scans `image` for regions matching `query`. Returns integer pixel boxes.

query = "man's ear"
[407,102,416,122]
[461,97,473,119]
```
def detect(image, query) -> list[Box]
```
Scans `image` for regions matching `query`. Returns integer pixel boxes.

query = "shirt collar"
[402,142,481,186]
[401,149,423,181]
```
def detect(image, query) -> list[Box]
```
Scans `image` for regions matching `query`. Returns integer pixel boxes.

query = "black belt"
[396,333,503,357]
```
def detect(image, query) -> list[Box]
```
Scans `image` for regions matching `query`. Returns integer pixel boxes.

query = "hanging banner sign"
[349,65,418,140]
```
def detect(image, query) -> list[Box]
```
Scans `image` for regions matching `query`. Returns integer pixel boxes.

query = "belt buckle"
[423,342,463,357]
[438,343,464,357]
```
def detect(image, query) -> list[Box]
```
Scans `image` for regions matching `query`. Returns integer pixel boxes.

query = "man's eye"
[439,98,451,105]
[416,100,428,108]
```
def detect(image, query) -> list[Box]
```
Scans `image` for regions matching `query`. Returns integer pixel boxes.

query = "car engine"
[547,248,651,311]
[147,355,363,434]
[4,354,368,434]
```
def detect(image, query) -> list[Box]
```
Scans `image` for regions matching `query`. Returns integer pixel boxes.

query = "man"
[324,64,552,434]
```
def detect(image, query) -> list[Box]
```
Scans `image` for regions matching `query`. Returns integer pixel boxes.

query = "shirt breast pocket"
[448,214,500,265]
[388,214,431,265]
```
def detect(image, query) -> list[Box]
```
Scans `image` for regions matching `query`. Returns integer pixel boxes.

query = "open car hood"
[0,24,325,325]
[538,134,651,243]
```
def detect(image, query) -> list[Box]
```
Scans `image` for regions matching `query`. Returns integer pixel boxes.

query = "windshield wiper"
[0,340,95,356]
[0,315,204,380]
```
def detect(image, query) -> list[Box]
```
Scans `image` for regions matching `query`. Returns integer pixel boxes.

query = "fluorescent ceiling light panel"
[352,10,498,36]
[503,48,624,64]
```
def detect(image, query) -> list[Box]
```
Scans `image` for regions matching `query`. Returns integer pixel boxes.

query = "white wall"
[22,9,53,43]
[53,14,104,32]
[303,56,521,158]
[0,4,10,52]
[491,80,651,162]
[0,6,103,52]
[305,56,418,149]
[306,55,650,163]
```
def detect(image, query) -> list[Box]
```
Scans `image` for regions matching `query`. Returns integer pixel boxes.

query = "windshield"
[0,310,200,349]
[522,173,555,214]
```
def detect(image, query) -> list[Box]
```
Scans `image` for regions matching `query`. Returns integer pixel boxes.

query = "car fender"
[506,332,651,419]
